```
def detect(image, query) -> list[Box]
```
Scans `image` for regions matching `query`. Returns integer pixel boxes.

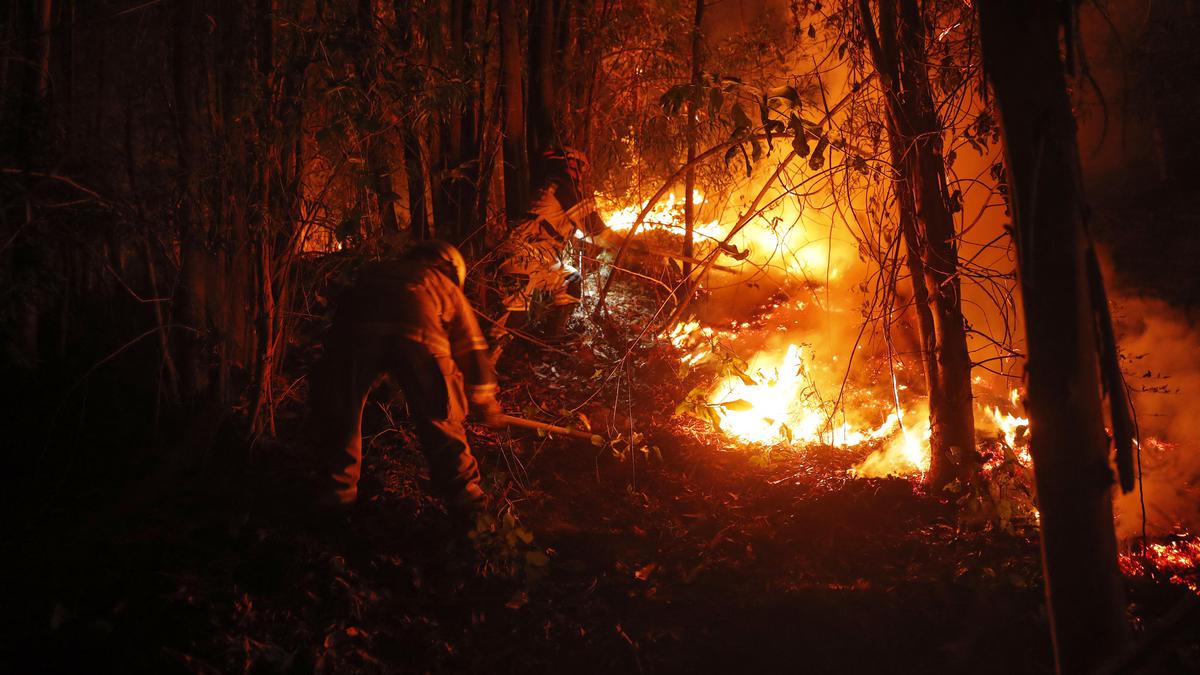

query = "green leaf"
[766,86,800,108]
[705,407,723,428]
[808,135,828,170]
[718,399,754,412]
[792,127,810,158]
[731,104,752,133]
[708,88,724,117]
[724,145,741,168]
[658,84,692,116]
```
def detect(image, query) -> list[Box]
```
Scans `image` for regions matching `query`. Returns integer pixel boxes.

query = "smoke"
[1112,293,1200,540]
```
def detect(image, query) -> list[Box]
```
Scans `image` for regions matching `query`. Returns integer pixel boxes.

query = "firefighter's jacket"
[507,175,607,260]
[496,148,608,309]
[333,260,497,406]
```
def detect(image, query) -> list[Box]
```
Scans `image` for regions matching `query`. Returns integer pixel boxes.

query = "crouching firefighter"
[310,240,500,525]
[491,146,622,341]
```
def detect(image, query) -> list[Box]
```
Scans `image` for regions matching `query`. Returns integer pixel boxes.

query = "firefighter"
[492,146,623,340]
[310,240,500,525]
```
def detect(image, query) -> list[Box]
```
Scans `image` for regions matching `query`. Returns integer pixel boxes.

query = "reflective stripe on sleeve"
[467,383,498,404]
[451,334,490,356]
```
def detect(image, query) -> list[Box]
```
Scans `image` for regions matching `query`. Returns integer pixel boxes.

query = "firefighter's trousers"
[311,330,483,507]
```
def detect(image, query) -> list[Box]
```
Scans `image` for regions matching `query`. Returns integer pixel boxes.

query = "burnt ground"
[4,284,1198,674]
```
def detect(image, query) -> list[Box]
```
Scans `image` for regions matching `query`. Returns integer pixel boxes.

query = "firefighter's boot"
[541,303,578,342]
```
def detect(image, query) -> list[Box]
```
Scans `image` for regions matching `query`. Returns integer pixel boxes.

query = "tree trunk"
[356,0,399,235]
[394,2,431,238]
[527,0,555,154]
[859,0,975,489]
[36,0,54,101]
[171,0,213,401]
[498,0,528,216]
[433,0,480,243]
[978,2,1130,672]
[682,0,703,280]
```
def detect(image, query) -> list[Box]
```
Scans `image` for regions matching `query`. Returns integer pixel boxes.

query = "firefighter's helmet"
[542,146,589,187]
[407,240,468,288]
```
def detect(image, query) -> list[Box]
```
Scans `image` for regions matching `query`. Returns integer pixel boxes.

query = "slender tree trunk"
[5,2,49,368]
[172,0,212,401]
[896,0,974,490]
[124,98,180,403]
[250,0,277,435]
[978,2,1130,672]
[498,0,528,216]
[0,2,15,123]
[36,0,54,100]
[395,1,431,238]
[527,0,555,154]
[859,0,975,489]
[572,0,606,151]
[433,0,479,243]
[356,0,399,235]
[682,0,703,279]
[210,0,254,407]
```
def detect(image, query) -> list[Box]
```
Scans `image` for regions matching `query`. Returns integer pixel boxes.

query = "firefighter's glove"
[470,397,504,427]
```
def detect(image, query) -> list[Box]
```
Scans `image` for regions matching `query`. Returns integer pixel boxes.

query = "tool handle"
[495,414,604,445]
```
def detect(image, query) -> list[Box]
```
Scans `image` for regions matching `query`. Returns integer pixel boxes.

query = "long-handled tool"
[495,414,605,446]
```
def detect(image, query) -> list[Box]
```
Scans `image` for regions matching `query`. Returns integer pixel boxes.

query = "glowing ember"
[1119,538,1200,594]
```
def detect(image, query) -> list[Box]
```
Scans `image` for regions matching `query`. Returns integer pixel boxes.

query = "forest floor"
[5,280,1198,674]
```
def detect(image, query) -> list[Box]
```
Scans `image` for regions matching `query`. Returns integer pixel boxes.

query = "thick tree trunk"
[860,0,975,489]
[978,2,1130,672]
